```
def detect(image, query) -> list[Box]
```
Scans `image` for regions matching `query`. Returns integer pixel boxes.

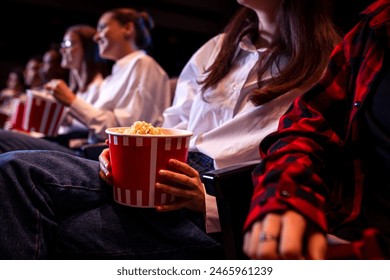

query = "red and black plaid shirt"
[244,0,390,234]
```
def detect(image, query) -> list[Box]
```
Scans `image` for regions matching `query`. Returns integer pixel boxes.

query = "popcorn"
[105,125,193,208]
[122,121,164,135]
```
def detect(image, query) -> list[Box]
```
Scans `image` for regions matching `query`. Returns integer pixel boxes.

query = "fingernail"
[159,170,166,175]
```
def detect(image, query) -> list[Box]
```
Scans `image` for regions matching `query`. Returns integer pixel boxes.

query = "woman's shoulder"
[117,51,161,69]
[188,33,225,63]
[127,51,168,77]
[199,33,225,51]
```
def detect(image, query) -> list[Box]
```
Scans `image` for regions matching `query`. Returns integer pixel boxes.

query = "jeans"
[0,129,76,155]
[187,151,214,176]
[0,150,223,259]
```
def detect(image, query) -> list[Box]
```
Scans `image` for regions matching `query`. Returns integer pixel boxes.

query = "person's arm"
[154,159,206,213]
[243,39,352,259]
[70,97,117,139]
[156,159,221,232]
[204,192,221,233]
[99,147,113,185]
[243,211,327,260]
[98,148,221,232]
[44,77,117,138]
[243,5,387,258]
[71,55,171,141]
[45,79,76,106]
[98,149,204,209]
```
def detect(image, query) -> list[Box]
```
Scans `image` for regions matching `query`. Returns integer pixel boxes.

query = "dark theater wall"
[0,0,374,87]
[0,0,239,84]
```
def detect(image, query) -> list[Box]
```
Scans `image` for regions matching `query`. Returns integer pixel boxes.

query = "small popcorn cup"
[22,90,68,137]
[105,127,193,208]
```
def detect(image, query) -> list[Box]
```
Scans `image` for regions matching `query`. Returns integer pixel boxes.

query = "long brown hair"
[200,0,341,105]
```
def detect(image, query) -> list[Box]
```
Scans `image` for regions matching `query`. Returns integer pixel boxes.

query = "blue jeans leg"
[0,150,109,259]
[0,150,223,259]
[0,129,76,155]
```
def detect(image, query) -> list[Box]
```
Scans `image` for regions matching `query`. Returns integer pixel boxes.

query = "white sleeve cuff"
[204,188,221,233]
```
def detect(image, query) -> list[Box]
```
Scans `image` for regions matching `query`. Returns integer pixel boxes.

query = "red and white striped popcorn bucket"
[22,90,68,137]
[105,127,193,208]
[8,97,26,131]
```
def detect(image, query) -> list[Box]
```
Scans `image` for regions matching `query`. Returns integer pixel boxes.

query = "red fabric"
[326,229,385,260]
[245,0,390,237]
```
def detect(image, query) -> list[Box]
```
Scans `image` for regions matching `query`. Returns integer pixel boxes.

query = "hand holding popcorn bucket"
[105,123,193,208]
[22,89,68,136]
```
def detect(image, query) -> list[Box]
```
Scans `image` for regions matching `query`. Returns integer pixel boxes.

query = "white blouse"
[164,34,314,232]
[58,74,103,135]
[163,34,307,169]
[70,50,171,141]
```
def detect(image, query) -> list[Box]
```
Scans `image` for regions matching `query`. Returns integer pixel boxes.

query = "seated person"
[23,55,43,90]
[44,24,109,147]
[0,67,26,127]
[0,66,25,102]
[40,46,69,85]
[0,0,340,259]
[0,8,171,155]
[243,0,390,260]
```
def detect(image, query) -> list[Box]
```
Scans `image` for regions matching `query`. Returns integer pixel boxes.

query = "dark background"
[0,0,374,87]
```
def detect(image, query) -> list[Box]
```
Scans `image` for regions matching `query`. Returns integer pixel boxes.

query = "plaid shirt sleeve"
[244,0,390,233]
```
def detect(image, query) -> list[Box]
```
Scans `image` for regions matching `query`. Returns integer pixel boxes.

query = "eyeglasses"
[60,39,73,49]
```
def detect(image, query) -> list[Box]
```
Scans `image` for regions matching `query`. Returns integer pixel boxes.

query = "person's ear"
[123,21,135,38]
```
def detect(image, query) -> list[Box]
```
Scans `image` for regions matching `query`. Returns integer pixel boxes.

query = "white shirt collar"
[239,35,268,53]
[112,50,146,73]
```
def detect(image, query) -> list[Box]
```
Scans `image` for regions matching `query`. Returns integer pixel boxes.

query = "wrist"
[66,95,76,106]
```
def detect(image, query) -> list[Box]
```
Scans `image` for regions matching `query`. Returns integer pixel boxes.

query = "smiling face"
[60,31,84,71]
[94,12,132,61]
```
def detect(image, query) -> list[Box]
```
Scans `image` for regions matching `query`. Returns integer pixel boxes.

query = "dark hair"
[41,46,69,83]
[200,0,341,106]
[65,24,110,92]
[10,67,26,86]
[6,66,26,92]
[108,8,154,49]
[28,55,43,64]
